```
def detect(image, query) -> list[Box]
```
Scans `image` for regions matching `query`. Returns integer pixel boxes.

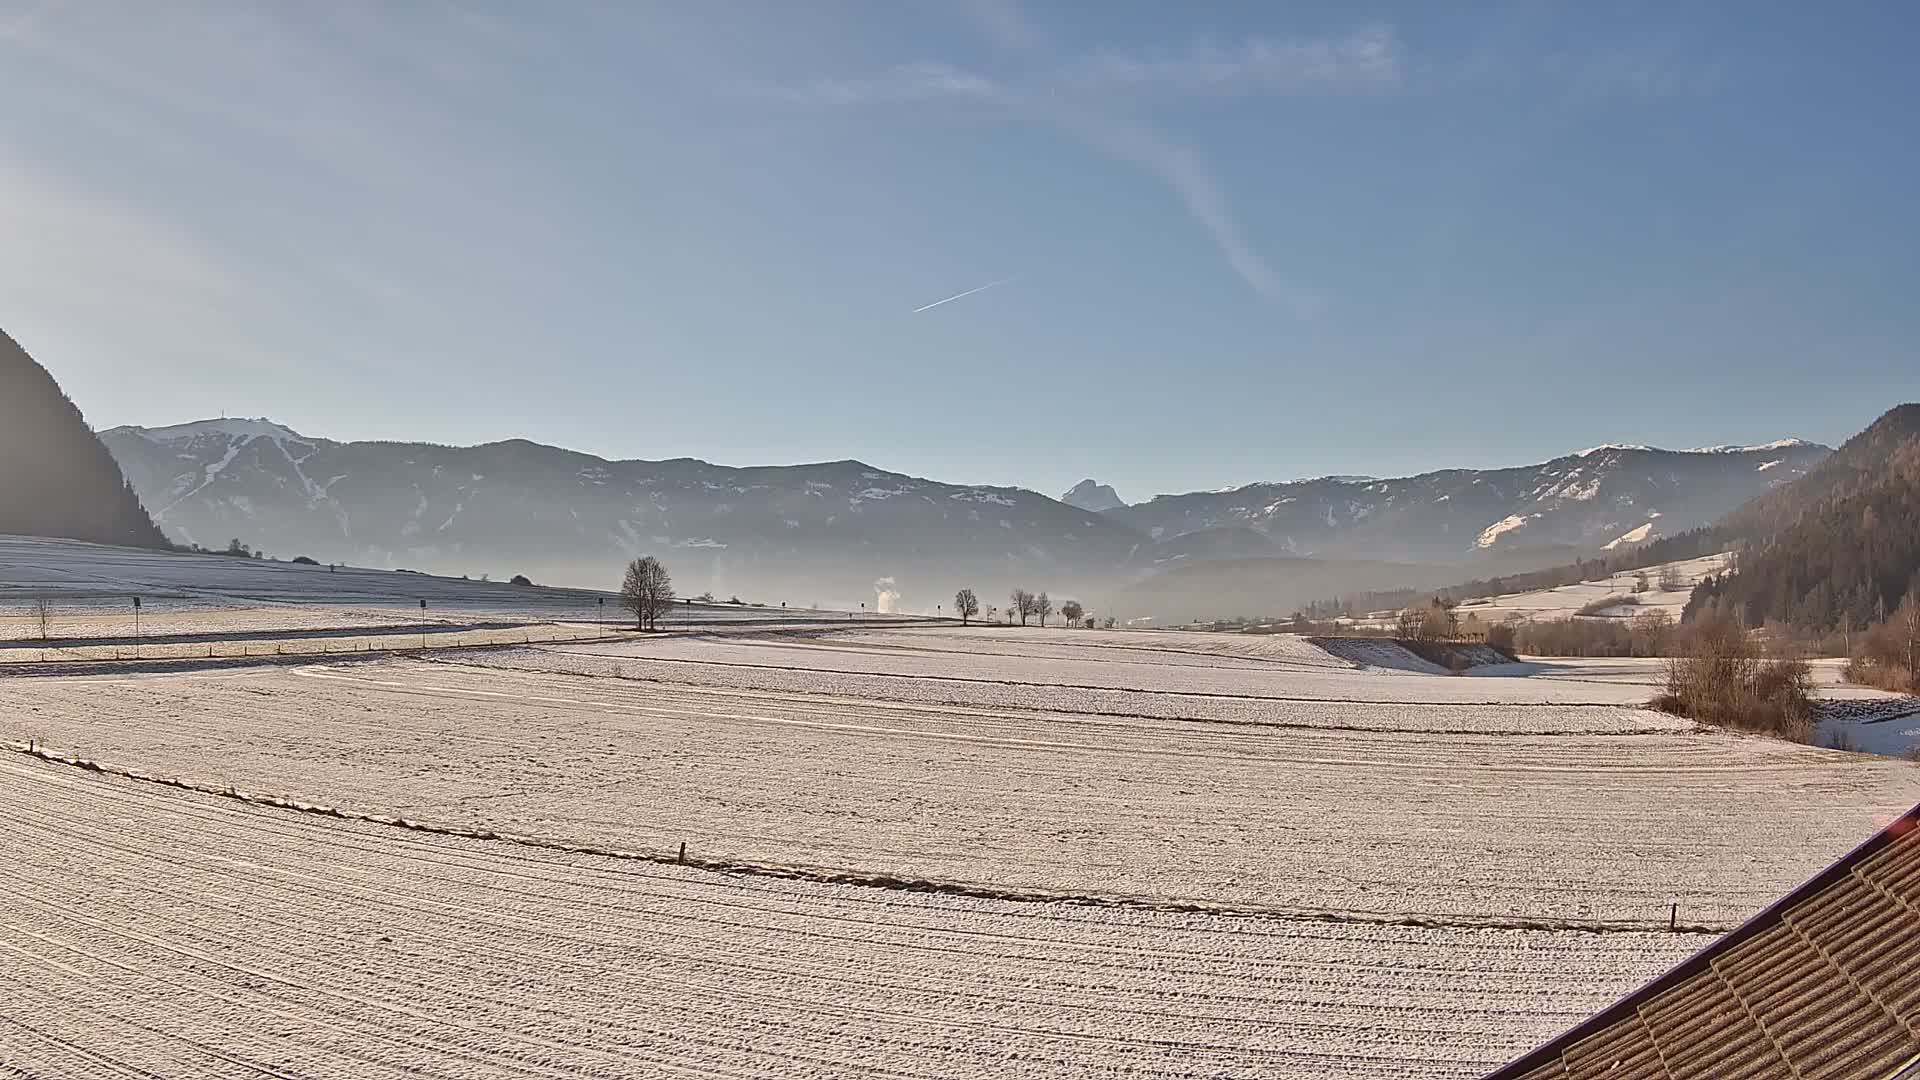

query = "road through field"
[0,754,1698,1079]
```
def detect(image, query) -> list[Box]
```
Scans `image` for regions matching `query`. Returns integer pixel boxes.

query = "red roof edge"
[1482,801,1920,1079]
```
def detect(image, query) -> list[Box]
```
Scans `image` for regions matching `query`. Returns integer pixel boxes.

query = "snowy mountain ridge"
[1104,441,1830,565]
[101,419,1832,600]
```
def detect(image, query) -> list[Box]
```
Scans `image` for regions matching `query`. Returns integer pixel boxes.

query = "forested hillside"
[1687,405,1920,632]
[0,329,168,548]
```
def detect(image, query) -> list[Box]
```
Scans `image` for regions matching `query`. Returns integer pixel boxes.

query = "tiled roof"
[1487,805,1920,1080]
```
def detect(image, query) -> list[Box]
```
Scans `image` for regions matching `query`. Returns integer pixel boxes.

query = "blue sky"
[4,1,1916,501]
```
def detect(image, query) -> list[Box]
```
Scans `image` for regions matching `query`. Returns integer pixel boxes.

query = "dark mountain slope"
[1719,404,1920,543]
[1687,406,1920,631]
[0,330,167,549]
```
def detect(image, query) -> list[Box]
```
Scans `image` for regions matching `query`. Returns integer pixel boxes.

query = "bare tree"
[31,598,51,642]
[1903,595,1920,689]
[953,589,980,626]
[1009,588,1032,626]
[1395,605,1424,639]
[1401,597,1457,641]
[619,556,675,631]
[1629,609,1676,657]
[1060,599,1084,626]
[1657,563,1685,592]
[1034,592,1053,627]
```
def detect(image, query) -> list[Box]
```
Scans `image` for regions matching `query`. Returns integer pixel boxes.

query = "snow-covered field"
[0,534,897,654]
[1449,552,1733,625]
[4,543,1920,1076]
[0,754,1696,1079]
[9,629,1918,931]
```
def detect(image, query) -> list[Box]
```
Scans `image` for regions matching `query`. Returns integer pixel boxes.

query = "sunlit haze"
[5,1,1917,498]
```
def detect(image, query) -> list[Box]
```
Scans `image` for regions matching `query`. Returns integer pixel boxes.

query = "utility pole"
[132,596,141,658]
[419,598,428,649]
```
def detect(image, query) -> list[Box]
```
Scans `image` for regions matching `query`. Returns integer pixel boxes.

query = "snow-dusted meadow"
[1448,552,1733,624]
[3,545,1918,1076]
[0,753,1698,1079]
[0,534,879,656]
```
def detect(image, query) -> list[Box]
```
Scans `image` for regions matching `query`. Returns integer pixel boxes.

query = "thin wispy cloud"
[767,18,1376,310]
[1059,24,1403,96]
[772,61,1003,106]
[1046,108,1322,315]
[912,276,1014,313]
[774,27,1401,107]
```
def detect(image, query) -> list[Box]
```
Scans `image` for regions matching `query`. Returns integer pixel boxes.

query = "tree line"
[1683,441,1920,636]
[950,587,1096,628]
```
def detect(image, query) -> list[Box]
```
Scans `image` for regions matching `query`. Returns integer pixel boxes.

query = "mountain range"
[100,416,1828,614]
[1105,440,1828,564]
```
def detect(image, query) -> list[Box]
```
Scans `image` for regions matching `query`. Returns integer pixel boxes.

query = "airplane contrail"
[912,276,1013,313]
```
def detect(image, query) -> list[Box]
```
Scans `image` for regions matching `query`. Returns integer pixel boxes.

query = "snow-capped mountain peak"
[1684,437,1815,454]
[124,417,313,445]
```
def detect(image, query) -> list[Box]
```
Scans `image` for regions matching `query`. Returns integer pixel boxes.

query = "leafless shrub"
[1845,596,1920,694]
[1823,725,1862,753]
[1653,612,1815,741]
[31,598,51,641]
[1485,622,1517,653]
[1395,597,1459,642]
[1513,618,1634,657]
[1629,609,1675,657]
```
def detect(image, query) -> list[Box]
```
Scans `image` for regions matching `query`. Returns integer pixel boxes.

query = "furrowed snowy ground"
[0,755,1696,1079]
[4,543,1920,1076]
[9,627,1918,930]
